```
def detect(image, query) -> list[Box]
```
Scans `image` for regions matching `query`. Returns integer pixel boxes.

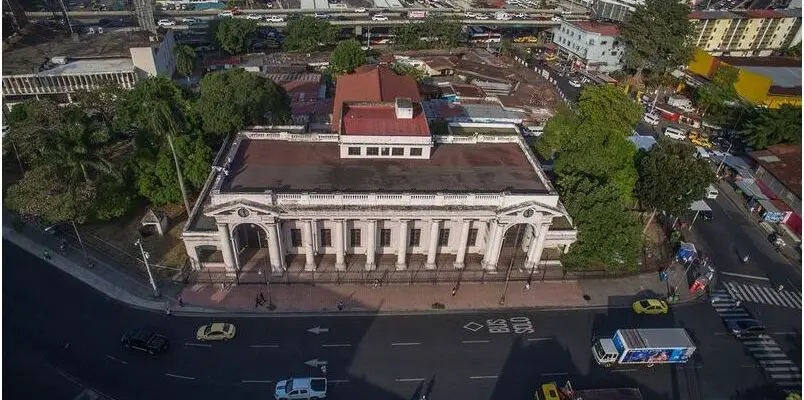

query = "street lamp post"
[134,238,160,298]
[259,263,275,310]
[70,221,91,267]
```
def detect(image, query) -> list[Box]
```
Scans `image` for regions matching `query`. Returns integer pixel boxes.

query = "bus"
[464,26,502,44]
[158,0,222,7]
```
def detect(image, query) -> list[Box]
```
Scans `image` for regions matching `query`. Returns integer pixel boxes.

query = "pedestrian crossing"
[710,289,802,393]
[724,281,802,309]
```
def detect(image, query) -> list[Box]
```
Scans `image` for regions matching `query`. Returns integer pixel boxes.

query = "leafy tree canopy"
[741,104,802,149]
[390,62,426,82]
[619,0,694,76]
[392,15,462,50]
[4,99,66,165]
[5,165,97,224]
[283,16,337,52]
[195,68,292,135]
[330,39,367,74]
[174,44,198,79]
[695,65,739,120]
[134,134,212,205]
[213,18,258,54]
[115,75,191,140]
[635,139,715,217]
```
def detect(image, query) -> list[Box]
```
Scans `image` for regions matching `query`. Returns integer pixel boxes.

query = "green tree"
[43,106,118,183]
[742,104,803,149]
[392,23,425,50]
[283,16,337,52]
[213,18,258,54]
[429,120,449,135]
[5,165,97,224]
[635,139,715,230]
[134,134,212,206]
[390,62,426,81]
[4,100,67,165]
[695,64,739,119]
[330,39,367,74]
[115,75,191,138]
[782,43,801,57]
[195,68,291,135]
[619,0,694,80]
[174,44,197,82]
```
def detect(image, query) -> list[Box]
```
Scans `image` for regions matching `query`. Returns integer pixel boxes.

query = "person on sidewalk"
[178,295,184,307]
[337,301,344,311]
[43,249,51,260]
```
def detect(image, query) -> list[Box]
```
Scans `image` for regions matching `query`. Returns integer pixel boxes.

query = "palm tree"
[149,101,193,217]
[44,108,119,184]
[174,44,197,84]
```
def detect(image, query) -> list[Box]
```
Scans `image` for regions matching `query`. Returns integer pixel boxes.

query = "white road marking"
[770,332,798,335]
[721,272,770,281]
[391,342,421,346]
[767,367,800,372]
[329,379,350,383]
[771,373,802,379]
[321,344,353,348]
[542,372,568,376]
[241,380,273,383]
[184,342,212,347]
[165,373,195,380]
[527,337,552,342]
[250,344,280,348]
[462,340,490,344]
[396,378,426,382]
[752,352,789,358]
[759,359,796,365]
[104,355,128,365]
[469,375,498,380]
[612,369,637,372]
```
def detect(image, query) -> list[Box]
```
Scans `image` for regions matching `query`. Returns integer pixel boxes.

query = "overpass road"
[3,240,788,400]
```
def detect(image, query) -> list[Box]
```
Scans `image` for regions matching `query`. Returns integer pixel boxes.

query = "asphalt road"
[3,240,790,400]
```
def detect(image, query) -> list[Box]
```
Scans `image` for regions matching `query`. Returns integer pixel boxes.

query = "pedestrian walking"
[320,364,327,375]
[777,284,785,292]
[337,300,344,311]
[451,286,458,296]
[178,295,184,307]
[165,302,171,315]
[260,292,266,303]
[735,300,742,308]
[255,296,261,308]
[43,249,51,260]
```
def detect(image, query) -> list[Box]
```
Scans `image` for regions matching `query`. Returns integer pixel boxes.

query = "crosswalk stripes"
[708,288,802,393]
[724,281,802,309]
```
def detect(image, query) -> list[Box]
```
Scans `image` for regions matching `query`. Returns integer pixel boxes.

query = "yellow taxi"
[514,35,539,43]
[632,299,669,315]
[535,383,561,400]
[196,322,237,341]
[691,137,714,149]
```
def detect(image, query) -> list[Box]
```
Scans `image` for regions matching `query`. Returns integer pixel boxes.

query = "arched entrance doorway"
[232,223,270,273]
[497,223,533,274]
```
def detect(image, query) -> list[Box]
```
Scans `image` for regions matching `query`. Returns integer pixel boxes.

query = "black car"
[121,329,169,355]
[726,319,766,339]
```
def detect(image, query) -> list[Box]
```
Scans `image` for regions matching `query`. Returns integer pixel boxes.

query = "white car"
[371,14,389,21]
[643,113,660,125]
[568,78,581,88]
[663,127,687,140]
[551,15,561,21]
[265,15,284,22]
[314,12,330,19]
[180,17,199,24]
[355,7,367,12]
[474,13,490,20]
[157,19,175,27]
[245,14,262,20]
[464,11,477,18]
[275,378,327,400]
[217,11,234,18]
[514,12,527,18]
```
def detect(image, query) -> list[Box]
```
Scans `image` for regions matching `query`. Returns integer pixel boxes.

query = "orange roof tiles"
[341,103,430,136]
[332,65,421,131]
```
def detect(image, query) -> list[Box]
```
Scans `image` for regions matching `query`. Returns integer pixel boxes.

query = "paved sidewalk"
[4,215,697,315]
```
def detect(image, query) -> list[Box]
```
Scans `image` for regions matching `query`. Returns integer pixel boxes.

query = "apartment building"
[2,26,176,109]
[689,9,801,57]
[552,21,625,72]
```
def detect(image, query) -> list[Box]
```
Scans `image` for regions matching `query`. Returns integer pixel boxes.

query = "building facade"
[552,21,624,72]
[181,66,578,281]
[689,9,801,57]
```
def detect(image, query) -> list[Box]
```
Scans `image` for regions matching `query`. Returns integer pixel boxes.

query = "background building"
[748,144,801,239]
[689,9,801,57]
[687,49,801,108]
[2,27,176,109]
[552,21,624,72]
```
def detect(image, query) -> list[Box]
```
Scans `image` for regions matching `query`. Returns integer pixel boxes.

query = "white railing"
[273,192,509,207]
[433,134,520,144]
[242,130,339,142]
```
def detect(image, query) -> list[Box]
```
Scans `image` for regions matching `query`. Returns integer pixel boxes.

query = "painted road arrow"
[304,358,329,368]
[307,326,330,335]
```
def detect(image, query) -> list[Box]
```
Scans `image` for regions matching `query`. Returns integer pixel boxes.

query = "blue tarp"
[676,242,697,262]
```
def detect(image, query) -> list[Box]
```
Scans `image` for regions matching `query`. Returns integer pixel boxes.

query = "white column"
[396,219,408,270]
[482,221,505,271]
[365,220,377,271]
[425,220,440,270]
[482,220,499,270]
[267,222,284,275]
[303,220,316,271]
[454,219,471,269]
[217,223,236,271]
[185,242,200,270]
[525,223,549,272]
[335,219,346,271]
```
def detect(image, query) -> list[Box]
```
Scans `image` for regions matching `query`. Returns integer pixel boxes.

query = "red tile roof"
[281,80,321,102]
[333,65,422,131]
[749,144,802,198]
[568,21,620,36]
[451,83,486,98]
[291,99,333,116]
[341,103,430,136]
[737,9,785,18]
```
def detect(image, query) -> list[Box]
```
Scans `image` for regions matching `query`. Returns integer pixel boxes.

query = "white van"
[274,377,327,400]
[643,113,660,126]
[663,126,686,140]
[706,184,719,200]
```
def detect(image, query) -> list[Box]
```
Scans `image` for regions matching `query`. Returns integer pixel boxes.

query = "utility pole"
[70,221,90,267]
[498,224,524,306]
[134,238,160,298]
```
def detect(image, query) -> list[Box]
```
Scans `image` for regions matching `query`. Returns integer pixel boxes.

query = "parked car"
[371,14,389,21]
[275,377,327,400]
[663,126,686,140]
[265,15,284,22]
[196,323,237,341]
[180,17,199,24]
[354,7,366,12]
[121,328,169,355]
[727,319,766,339]
[632,299,669,315]
[551,16,561,21]
[464,11,477,18]
[157,19,175,27]
[245,13,262,20]
[314,12,330,19]
[514,35,538,43]
[568,78,582,88]
[643,113,660,125]
[217,11,234,17]
[474,13,490,20]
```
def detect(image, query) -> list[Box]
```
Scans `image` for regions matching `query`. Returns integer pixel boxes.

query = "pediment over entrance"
[496,201,565,225]
[204,199,282,222]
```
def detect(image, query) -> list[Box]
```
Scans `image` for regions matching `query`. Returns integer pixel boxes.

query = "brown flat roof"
[222,140,547,193]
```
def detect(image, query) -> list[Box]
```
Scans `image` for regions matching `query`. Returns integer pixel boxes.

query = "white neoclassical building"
[181,65,578,282]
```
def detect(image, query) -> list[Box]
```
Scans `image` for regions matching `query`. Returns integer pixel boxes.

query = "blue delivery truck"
[592,328,696,367]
